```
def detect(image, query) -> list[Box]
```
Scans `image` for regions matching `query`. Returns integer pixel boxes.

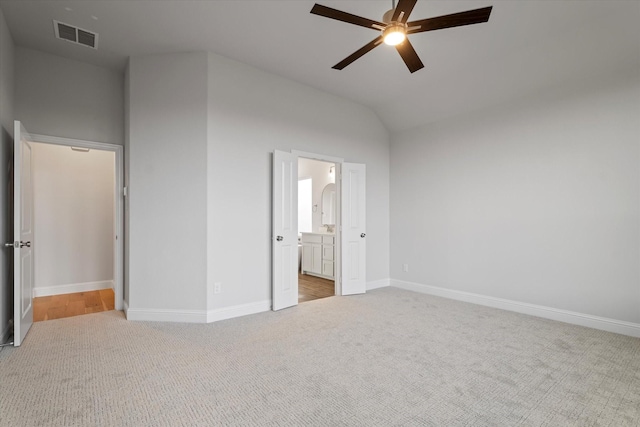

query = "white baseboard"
[367,278,391,291]
[124,300,271,324]
[33,280,114,297]
[391,279,640,338]
[207,300,271,323]
[125,307,207,323]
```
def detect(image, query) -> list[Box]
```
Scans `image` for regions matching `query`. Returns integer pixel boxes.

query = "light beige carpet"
[1,287,639,426]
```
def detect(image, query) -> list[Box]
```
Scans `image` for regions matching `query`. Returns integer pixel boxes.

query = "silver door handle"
[360,233,366,238]
[276,236,284,241]
[4,242,15,248]
[20,241,31,248]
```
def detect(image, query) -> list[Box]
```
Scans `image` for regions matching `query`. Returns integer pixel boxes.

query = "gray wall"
[0,7,14,343]
[206,52,390,311]
[390,68,640,324]
[127,52,208,312]
[124,61,130,305]
[15,47,123,145]
[13,47,125,307]
[125,50,390,317]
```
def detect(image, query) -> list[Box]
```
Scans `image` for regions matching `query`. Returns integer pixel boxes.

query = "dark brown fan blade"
[391,0,417,24]
[332,36,384,70]
[395,39,424,73]
[407,6,493,34]
[311,4,385,30]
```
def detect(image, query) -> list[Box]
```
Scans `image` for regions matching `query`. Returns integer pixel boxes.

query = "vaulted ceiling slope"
[1,1,638,133]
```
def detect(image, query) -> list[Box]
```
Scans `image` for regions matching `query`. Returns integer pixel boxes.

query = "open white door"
[341,162,366,295]
[13,121,34,346]
[272,150,298,310]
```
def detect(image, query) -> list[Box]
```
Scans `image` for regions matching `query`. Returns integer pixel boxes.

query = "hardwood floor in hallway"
[298,273,334,303]
[33,289,115,322]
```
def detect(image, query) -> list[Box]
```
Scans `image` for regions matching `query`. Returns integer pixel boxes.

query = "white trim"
[33,280,114,297]
[125,307,207,323]
[335,162,342,296]
[367,278,390,291]
[28,133,124,312]
[207,300,271,323]
[291,150,344,164]
[125,300,272,324]
[391,279,640,338]
[28,133,117,151]
[282,151,346,302]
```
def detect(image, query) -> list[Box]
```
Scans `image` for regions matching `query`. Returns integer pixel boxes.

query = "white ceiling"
[1,0,638,133]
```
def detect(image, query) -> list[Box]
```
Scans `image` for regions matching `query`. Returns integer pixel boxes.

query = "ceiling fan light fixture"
[382,24,406,46]
[310,2,493,73]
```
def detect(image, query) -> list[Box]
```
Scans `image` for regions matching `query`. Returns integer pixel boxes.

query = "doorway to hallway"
[30,140,118,323]
[11,123,124,346]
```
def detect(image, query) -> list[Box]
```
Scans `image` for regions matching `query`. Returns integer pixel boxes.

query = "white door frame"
[28,133,124,311]
[291,150,344,296]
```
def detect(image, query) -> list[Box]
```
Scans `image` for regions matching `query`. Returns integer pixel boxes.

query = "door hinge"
[123,186,128,197]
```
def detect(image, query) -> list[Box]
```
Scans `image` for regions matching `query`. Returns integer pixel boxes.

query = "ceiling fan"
[310,0,493,73]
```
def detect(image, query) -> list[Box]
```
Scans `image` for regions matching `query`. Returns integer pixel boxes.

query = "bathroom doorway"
[297,158,336,303]
[272,149,366,312]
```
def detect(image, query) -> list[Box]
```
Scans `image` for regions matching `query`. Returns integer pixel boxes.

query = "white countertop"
[301,231,335,236]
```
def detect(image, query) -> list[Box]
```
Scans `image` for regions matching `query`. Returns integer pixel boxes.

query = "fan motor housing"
[382,9,395,23]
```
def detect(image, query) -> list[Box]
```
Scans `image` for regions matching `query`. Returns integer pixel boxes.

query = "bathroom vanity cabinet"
[301,233,335,280]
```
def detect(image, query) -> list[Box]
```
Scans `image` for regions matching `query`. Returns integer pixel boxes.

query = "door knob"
[4,242,16,248]
[19,241,31,248]
[276,236,284,241]
[360,233,366,238]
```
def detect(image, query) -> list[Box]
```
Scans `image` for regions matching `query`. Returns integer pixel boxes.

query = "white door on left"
[13,121,34,346]
[272,150,298,311]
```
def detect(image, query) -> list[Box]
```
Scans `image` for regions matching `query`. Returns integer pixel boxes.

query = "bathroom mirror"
[321,183,336,226]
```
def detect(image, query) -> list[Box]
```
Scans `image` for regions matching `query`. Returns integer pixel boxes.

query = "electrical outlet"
[403,264,409,272]
[214,282,222,294]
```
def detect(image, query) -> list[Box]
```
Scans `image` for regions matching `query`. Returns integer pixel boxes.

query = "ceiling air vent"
[53,20,98,49]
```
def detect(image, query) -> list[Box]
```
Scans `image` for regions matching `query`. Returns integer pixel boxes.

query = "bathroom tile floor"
[298,273,335,303]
